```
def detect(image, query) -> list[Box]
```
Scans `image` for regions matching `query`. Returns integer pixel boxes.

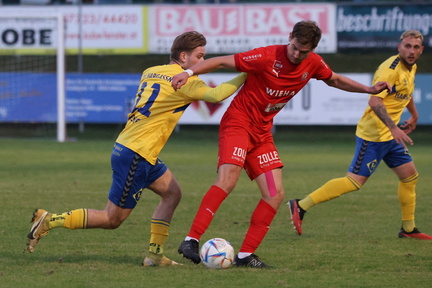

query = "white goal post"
[0,13,66,142]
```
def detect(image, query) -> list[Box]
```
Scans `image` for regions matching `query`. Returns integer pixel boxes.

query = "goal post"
[0,13,66,142]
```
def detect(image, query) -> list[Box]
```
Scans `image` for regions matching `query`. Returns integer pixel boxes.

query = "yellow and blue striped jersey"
[356,55,416,142]
[116,64,244,165]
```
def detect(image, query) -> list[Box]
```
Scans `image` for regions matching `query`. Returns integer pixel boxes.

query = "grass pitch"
[1,126,431,288]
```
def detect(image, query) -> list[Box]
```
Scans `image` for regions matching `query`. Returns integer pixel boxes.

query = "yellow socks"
[48,209,88,230]
[298,196,315,211]
[149,219,170,255]
[399,173,418,232]
[300,175,362,211]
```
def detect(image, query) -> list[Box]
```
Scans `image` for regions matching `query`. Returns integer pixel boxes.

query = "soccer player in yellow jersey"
[26,31,247,265]
[288,30,432,240]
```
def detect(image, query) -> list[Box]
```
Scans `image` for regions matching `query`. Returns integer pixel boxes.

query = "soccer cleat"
[234,254,271,268]
[287,199,306,235]
[26,209,52,253]
[143,253,183,267]
[178,239,201,264]
[398,227,432,240]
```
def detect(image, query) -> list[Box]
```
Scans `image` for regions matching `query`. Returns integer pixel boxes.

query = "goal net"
[0,14,66,142]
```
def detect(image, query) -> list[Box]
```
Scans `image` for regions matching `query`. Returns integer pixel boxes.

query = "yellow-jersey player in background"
[288,30,432,240]
[26,31,247,266]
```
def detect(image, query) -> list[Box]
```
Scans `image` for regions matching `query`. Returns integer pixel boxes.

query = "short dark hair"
[291,20,322,49]
[170,31,207,62]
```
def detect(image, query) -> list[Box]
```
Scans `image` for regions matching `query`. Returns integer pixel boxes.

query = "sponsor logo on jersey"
[394,92,410,101]
[265,87,296,98]
[264,102,286,112]
[242,54,262,61]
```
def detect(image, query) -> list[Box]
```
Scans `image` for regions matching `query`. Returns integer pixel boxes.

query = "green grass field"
[1,126,431,288]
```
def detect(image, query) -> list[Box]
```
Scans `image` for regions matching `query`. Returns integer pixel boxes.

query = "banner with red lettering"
[0,4,336,55]
[148,4,336,54]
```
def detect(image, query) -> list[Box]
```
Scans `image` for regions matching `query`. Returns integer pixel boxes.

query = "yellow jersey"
[356,55,416,142]
[116,64,245,164]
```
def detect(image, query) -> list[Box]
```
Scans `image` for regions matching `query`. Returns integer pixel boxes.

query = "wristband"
[184,69,194,77]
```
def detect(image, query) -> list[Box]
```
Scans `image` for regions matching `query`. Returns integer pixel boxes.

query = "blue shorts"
[348,136,412,177]
[108,143,167,209]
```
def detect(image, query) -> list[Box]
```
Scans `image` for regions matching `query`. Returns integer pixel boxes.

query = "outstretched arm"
[172,55,236,90]
[201,73,247,103]
[323,72,391,94]
[369,96,414,148]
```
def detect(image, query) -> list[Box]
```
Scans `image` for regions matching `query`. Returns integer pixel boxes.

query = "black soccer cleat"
[178,239,201,264]
[234,254,271,268]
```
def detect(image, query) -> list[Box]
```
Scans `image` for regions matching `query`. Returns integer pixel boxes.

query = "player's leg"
[143,168,182,266]
[178,124,248,264]
[393,162,418,233]
[234,140,283,268]
[27,143,143,253]
[234,168,283,268]
[288,137,382,235]
[386,145,432,240]
[27,200,133,253]
[178,163,242,264]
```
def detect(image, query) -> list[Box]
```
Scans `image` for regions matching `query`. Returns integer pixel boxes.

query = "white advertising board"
[0,3,337,54]
[0,5,144,54]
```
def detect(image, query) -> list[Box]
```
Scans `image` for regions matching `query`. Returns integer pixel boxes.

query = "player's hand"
[390,126,414,148]
[399,118,417,135]
[171,72,190,90]
[370,81,392,94]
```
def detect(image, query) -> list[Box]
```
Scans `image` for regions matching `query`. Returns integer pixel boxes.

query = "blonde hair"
[400,30,423,42]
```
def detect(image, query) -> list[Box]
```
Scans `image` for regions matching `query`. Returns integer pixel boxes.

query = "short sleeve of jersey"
[234,46,332,81]
[234,46,271,74]
[312,55,333,80]
[372,63,398,99]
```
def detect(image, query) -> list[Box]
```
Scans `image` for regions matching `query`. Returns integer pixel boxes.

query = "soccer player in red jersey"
[173,21,391,268]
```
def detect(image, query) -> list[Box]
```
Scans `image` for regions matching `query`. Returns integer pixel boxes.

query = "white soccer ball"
[200,238,235,269]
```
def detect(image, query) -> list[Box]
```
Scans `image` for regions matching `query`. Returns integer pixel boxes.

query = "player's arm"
[201,73,247,103]
[399,98,419,134]
[323,72,391,94]
[369,95,414,147]
[181,73,247,103]
[172,55,236,90]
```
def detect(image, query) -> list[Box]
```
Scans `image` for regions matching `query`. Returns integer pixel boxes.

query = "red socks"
[239,199,277,253]
[187,185,228,240]
[188,186,277,255]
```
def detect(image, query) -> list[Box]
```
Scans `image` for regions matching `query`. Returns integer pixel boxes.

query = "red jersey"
[228,45,333,133]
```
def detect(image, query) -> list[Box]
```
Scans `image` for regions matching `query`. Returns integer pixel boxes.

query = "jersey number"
[131,82,161,117]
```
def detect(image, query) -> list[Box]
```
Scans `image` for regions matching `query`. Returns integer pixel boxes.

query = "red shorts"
[217,124,283,180]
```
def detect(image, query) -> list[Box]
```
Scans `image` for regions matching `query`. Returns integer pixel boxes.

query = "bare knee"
[105,217,124,229]
[170,187,182,202]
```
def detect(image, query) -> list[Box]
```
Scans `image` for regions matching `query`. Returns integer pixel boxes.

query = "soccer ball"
[200,238,235,269]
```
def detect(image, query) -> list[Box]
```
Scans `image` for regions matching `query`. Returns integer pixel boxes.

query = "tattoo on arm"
[372,104,397,129]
